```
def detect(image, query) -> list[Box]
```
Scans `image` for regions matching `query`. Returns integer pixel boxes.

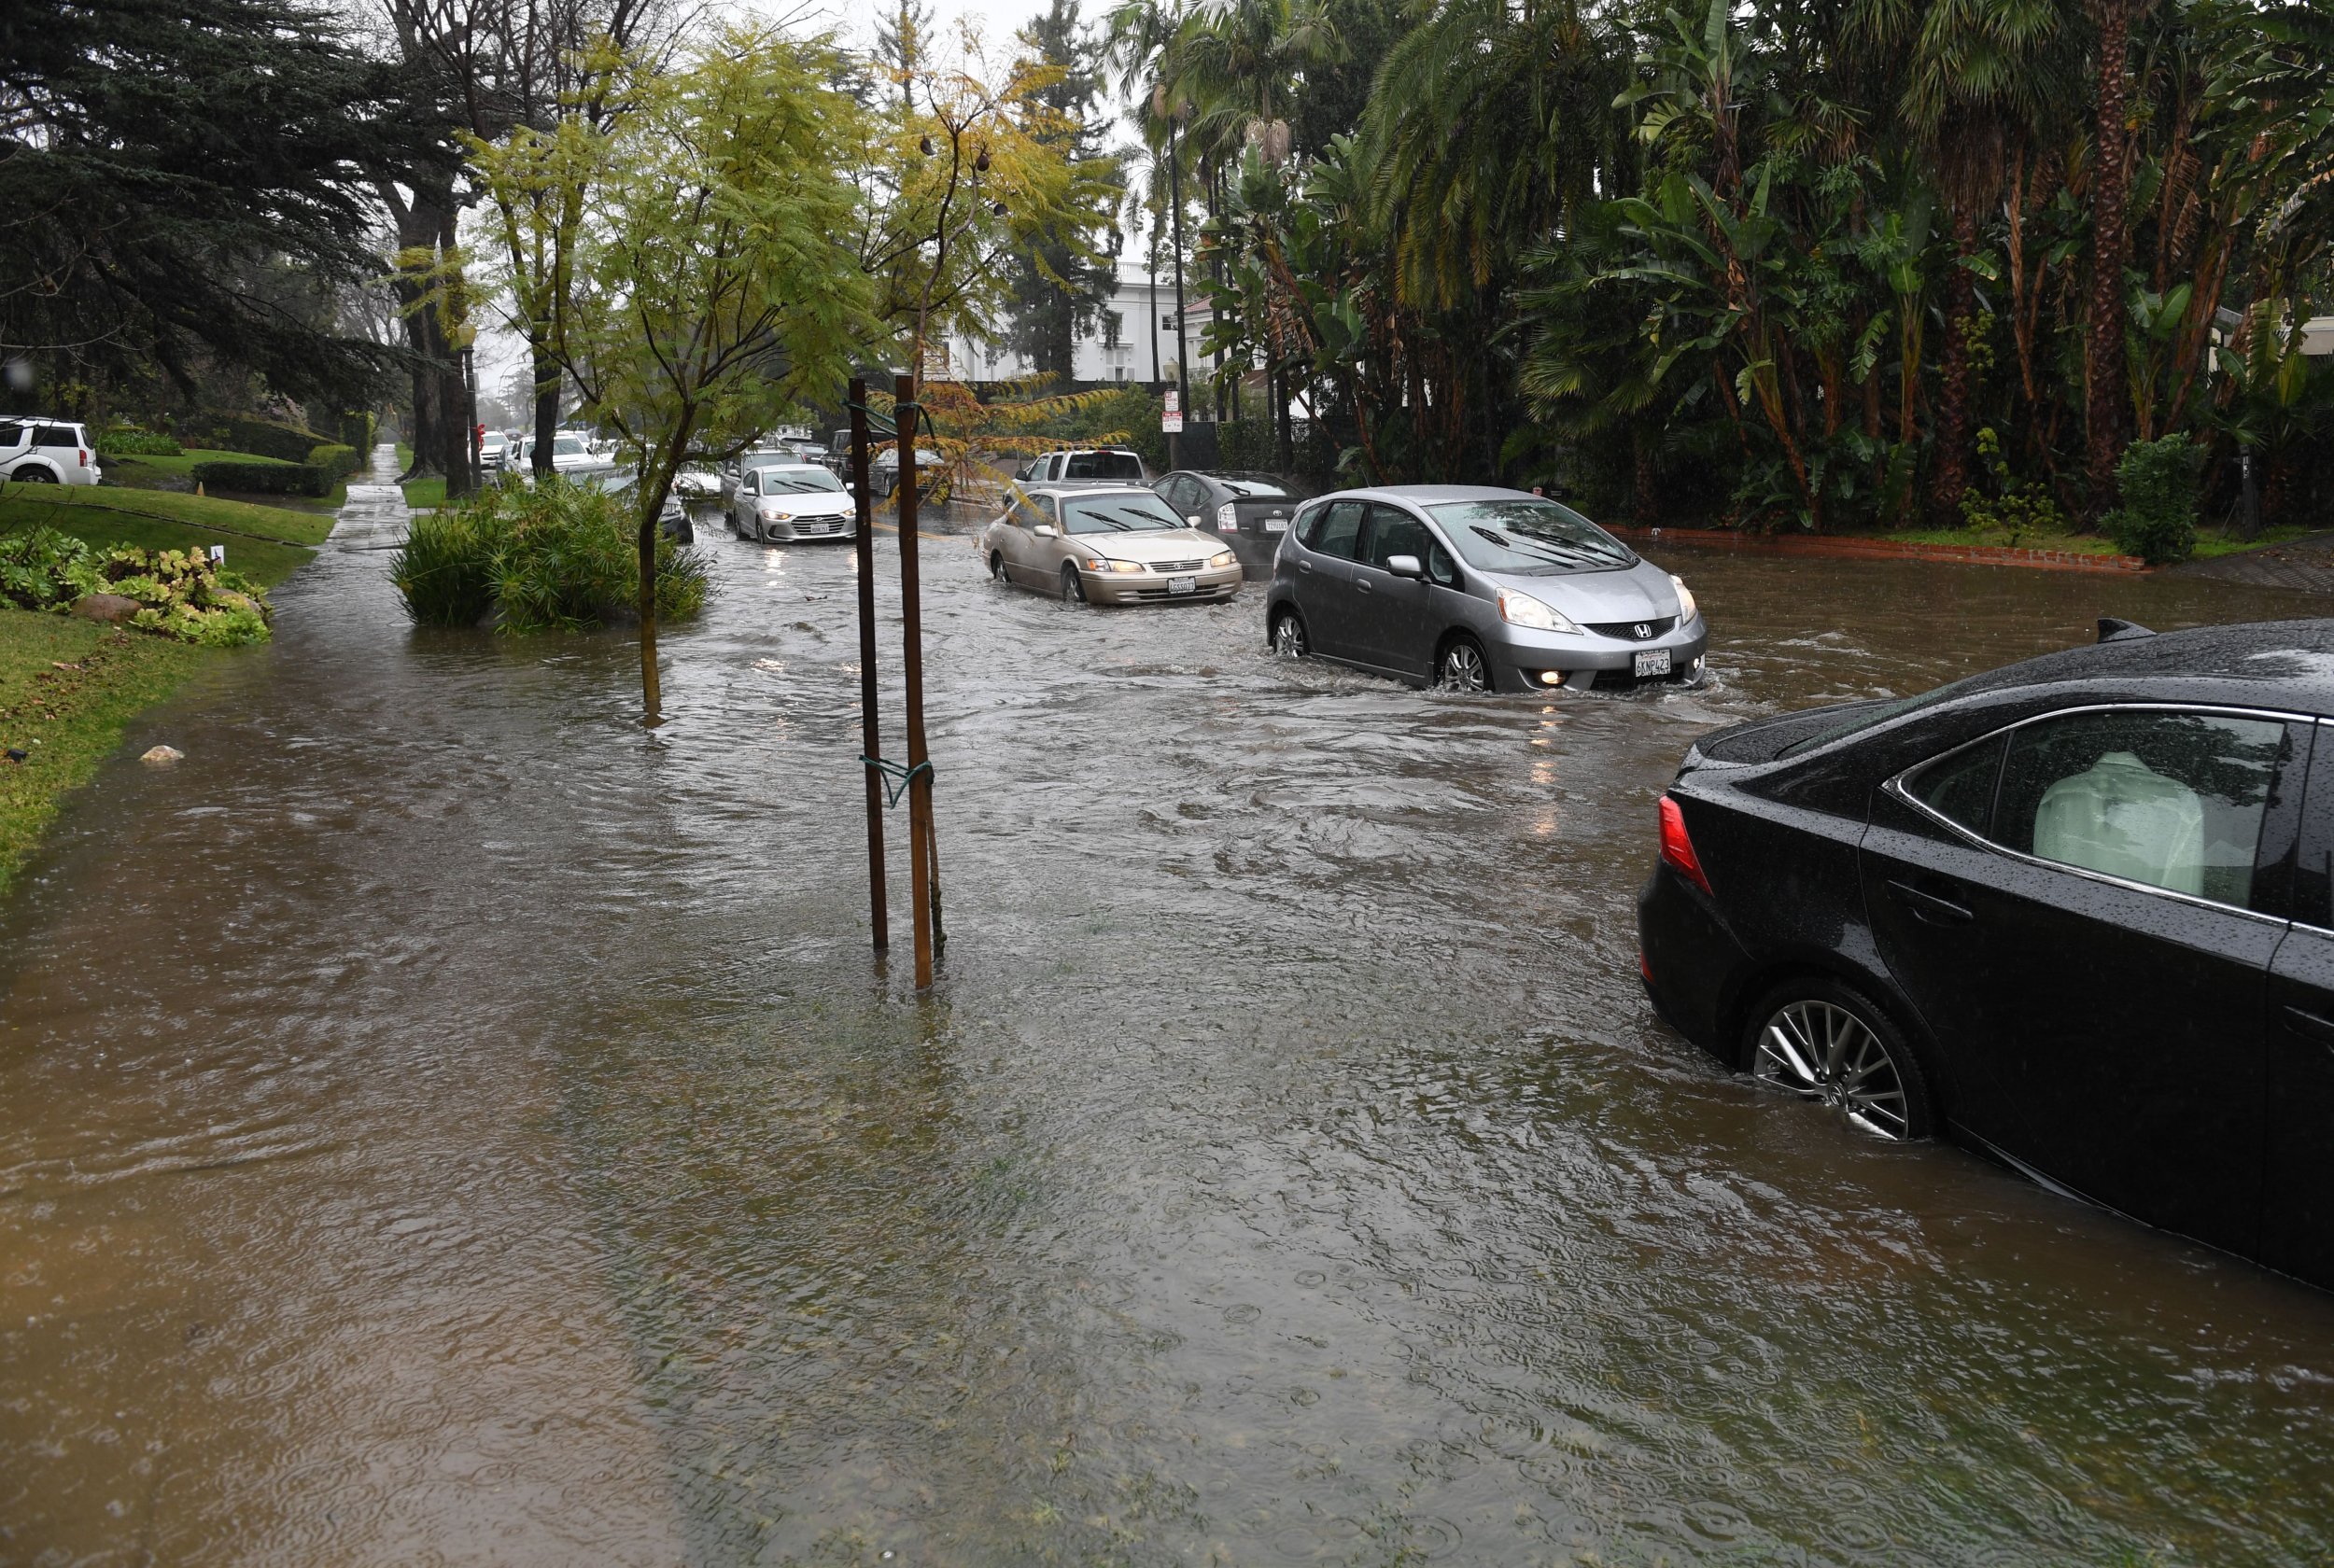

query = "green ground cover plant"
[392,479,708,633]
[0,609,208,897]
[97,427,182,456]
[0,528,274,646]
[189,459,333,498]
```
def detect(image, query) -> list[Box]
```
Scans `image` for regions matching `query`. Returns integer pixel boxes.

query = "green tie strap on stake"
[862,755,933,809]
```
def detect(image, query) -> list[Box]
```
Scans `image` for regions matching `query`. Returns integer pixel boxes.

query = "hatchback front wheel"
[1271,608,1308,658]
[1435,635,1491,693]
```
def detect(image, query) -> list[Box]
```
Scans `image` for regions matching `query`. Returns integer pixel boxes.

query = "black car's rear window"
[1064,452,1142,480]
[1778,679,1979,758]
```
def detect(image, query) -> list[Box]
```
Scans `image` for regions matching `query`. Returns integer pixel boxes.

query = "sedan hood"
[763,491,852,516]
[1488,557,1677,621]
[1087,529,1221,563]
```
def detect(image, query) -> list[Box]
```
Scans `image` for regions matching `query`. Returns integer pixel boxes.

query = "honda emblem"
[1633,622,1652,639]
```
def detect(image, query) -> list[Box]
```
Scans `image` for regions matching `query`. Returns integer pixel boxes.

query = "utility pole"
[1168,114,1190,473]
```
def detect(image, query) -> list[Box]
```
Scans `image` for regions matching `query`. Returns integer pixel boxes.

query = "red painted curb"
[1608,525,2150,575]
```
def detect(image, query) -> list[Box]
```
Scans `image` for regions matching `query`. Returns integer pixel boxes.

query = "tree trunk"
[637,513,660,722]
[1633,426,1658,524]
[1934,203,1979,525]
[2085,0,2146,515]
[533,345,560,477]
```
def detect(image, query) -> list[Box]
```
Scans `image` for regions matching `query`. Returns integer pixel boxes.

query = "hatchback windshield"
[1063,494,1186,534]
[763,468,843,494]
[1064,452,1143,480]
[1427,498,1633,574]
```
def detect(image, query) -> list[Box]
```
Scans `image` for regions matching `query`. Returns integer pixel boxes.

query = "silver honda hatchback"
[1263,485,1708,692]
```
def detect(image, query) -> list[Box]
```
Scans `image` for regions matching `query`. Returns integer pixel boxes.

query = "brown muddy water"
[4,474,2333,1565]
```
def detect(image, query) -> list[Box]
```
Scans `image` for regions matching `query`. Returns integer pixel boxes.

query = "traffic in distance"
[679,439,2328,1293]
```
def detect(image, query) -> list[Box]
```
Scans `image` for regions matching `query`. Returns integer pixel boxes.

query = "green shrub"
[0,529,272,644]
[305,442,360,478]
[388,478,710,633]
[389,507,503,627]
[181,413,331,463]
[189,459,332,497]
[97,427,183,457]
[0,527,105,609]
[2104,434,2201,565]
[334,411,377,455]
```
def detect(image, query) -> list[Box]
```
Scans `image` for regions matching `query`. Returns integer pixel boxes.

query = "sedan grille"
[1584,615,1678,640]
[1147,559,1208,573]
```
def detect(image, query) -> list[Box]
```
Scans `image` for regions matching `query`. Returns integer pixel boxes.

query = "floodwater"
[5,456,2334,1565]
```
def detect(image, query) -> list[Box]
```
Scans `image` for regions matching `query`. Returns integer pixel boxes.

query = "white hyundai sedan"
[731,462,856,542]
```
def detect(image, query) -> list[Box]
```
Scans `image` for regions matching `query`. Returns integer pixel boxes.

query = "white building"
[939,258,1221,391]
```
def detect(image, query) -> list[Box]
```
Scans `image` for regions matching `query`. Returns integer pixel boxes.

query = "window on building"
[1104,311,1124,349]
[1160,312,1179,332]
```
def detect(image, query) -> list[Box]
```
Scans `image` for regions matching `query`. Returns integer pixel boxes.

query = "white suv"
[0,418,102,485]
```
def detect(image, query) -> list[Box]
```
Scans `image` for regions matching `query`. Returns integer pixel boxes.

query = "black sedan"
[1153,469,1309,574]
[1638,616,2334,1292]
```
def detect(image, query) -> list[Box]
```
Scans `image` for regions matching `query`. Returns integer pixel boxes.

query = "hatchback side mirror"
[1385,553,1425,579]
[1033,524,1059,539]
[1186,514,1202,525]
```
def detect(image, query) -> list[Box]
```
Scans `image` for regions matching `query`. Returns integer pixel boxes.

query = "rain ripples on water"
[3,481,2332,1564]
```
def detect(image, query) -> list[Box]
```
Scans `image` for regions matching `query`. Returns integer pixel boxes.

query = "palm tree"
[2084,0,2153,511]
[1866,0,2079,518]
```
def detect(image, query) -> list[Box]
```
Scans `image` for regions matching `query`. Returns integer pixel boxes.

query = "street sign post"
[1161,389,1184,434]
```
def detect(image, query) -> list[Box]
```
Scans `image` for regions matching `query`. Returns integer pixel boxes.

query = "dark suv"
[1638,617,2334,1291]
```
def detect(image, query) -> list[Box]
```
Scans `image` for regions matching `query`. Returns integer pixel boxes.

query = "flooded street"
[6,475,2334,1565]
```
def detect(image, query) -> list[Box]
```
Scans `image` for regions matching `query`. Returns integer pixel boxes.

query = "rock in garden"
[140,745,184,766]
[71,593,139,624]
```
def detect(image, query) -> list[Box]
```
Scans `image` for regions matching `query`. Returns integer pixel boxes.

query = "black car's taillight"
[1658,794,1712,895]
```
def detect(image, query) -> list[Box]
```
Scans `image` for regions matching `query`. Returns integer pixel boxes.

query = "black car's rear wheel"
[1741,978,1933,1141]
[1435,634,1491,693]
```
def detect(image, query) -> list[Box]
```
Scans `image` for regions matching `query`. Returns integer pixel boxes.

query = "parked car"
[1015,447,1147,488]
[1264,485,1706,693]
[730,462,855,542]
[0,418,101,485]
[579,469,692,542]
[545,433,613,477]
[717,448,798,513]
[979,484,1241,604]
[479,430,509,472]
[1637,616,2334,1291]
[1154,469,1308,573]
[871,445,945,500]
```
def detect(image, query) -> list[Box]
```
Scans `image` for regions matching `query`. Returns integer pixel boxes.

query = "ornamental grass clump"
[389,479,709,634]
[0,528,273,646]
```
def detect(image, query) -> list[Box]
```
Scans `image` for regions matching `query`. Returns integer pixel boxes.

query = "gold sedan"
[980,484,1243,605]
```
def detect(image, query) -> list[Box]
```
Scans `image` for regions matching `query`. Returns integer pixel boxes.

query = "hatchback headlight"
[1496,586,1582,634]
[1670,573,1698,623]
[1209,551,1235,568]
[1216,502,1236,528]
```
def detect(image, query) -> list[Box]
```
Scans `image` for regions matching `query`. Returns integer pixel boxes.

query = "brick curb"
[1608,525,2149,575]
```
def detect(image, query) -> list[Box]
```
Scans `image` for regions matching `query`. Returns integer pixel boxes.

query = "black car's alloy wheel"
[1436,636,1490,693]
[1742,979,1933,1141]
[1060,564,1085,603]
[1271,609,1308,658]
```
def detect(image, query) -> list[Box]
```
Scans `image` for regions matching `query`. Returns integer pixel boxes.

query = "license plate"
[1168,575,1197,595]
[1633,649,1672,679]
[1263,517,1287,532]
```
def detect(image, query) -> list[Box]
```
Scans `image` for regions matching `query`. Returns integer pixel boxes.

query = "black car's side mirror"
[1385,553,1425,579]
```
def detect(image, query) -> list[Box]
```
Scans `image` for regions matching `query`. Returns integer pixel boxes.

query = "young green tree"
[472,27,874,721]
[1003,0,1123,379]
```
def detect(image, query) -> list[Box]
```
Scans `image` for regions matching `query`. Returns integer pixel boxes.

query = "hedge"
[181,413,333,464]
[305,442,360,478]
[190,459,333,497]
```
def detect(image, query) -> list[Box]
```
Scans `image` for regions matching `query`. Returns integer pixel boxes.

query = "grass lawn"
[1851,520,2312,564]
[104,447,295,479]
[102,449,344,511]
[0,608,212,897]
[0,485,323,589]
[402,475,447,511]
